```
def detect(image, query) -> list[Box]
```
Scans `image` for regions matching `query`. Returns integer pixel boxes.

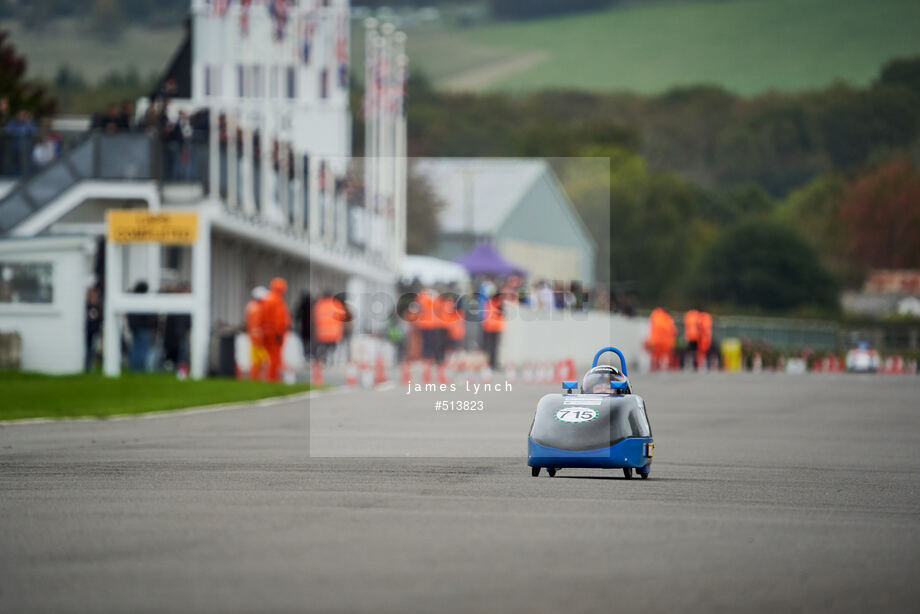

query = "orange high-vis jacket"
[684,309,701,343]
[698,311,713,351]
[260,289,291,342]
[245,298,264,343]
[647,307,677,350]
[437,296,465,340]
[482,297,506,333]
[448,311,466,341]
[313,297,346,344]
[415,291,438,330]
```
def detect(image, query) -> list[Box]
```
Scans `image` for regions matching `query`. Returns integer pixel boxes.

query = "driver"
[582,364,629,394]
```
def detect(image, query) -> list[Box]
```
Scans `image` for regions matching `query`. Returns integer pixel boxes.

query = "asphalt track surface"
[2,372,919,613]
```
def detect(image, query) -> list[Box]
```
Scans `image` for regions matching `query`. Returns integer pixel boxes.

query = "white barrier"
[499,304,647,372]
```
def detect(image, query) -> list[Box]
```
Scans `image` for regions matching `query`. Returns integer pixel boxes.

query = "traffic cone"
[565,357,577,381]
[311,359,324,386]
[360,362,373,388]
[523,362,534,385]
[423,361,432,384]
[374,355,388,385]
[346,361,358,387]
[505,363,518,384]
[542,362,553,384]
[553,360,564,383]
[401,361,411,385]
[437,363,449,385]
[479,360,492,384]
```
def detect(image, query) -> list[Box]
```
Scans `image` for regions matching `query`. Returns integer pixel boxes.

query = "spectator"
[0,97,9,175]
[387,309,408,363]
[127,281,157,372]
[167,110,195,181]
[294,292,313,361]
[32,120,61,168]
[697,309,714,370]
[5,109,36,176]
[340,295,354,363]
[481,292,506,370]
[535,280,554,313]
[117,99,135,131]
[84,285,103,372]
[440,290,465,358]
[645,307,677,371]
[246,286,270,380]
[163,283,191,374]
[312,290,346,365]
[261,277,291,382]
[141,98,166,137]
[101,103,121,134]
[684,308,701,370]
[414,285,439,364]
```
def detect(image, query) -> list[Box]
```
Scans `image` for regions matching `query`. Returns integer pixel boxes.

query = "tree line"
[389,57,920,314]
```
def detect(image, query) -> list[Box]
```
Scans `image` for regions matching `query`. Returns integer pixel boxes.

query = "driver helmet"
[582,364,627,394]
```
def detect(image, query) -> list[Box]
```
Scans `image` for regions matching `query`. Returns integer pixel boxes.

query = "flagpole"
[393,43,408,268]
[364,18,378,253]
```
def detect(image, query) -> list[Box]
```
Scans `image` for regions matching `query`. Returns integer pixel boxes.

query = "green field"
[7,0,920,96]
[4,18,183,84]
[408,0,920,95]
[0,372,311,421]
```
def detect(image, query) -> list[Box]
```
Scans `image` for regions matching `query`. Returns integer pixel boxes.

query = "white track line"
[0,386,353,427]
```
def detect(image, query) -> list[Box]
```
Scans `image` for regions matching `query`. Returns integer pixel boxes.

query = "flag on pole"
[302,8,319,63]
[336,13,349,89]
[269,0,289,42]
[239,0,252,37]
[212,0,232,16]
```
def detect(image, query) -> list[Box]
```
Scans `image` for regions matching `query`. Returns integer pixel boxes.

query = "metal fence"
[713,314,839,352]
[0,132,160,234]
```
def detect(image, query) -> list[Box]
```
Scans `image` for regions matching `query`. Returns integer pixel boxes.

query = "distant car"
[527,347,654,479]
[846,344,880,373]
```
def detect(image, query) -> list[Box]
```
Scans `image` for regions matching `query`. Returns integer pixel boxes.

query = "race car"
[527,346,654,479]
[846,342,880,373]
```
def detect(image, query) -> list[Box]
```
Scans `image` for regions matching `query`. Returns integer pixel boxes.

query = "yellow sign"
[106,210,198,244]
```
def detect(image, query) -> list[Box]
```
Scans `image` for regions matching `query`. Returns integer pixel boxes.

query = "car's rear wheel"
[531,466,540,477]
[623,468,633,480]
[639,468,650,479]
[547,468,557,477]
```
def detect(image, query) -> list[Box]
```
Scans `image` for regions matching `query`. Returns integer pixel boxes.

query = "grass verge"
[0,371,311,421]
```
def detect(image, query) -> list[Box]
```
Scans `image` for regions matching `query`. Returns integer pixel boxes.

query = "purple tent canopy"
[454,243,527,277]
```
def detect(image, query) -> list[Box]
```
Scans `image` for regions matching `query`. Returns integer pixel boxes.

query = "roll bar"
[592,346,628,377]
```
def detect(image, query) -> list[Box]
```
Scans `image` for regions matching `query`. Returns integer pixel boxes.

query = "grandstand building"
[0,0,407,377]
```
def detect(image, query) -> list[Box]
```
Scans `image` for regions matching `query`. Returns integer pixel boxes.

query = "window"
[237,65,245,98]
[204,65,222,98]
[320,68,328,100]
[251,65,264,98]
[270,66,279,99]
[0,262,53,304]
[286,67,297,99]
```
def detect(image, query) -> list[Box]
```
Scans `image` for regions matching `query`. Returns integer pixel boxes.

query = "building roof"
[413,158,548,235]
